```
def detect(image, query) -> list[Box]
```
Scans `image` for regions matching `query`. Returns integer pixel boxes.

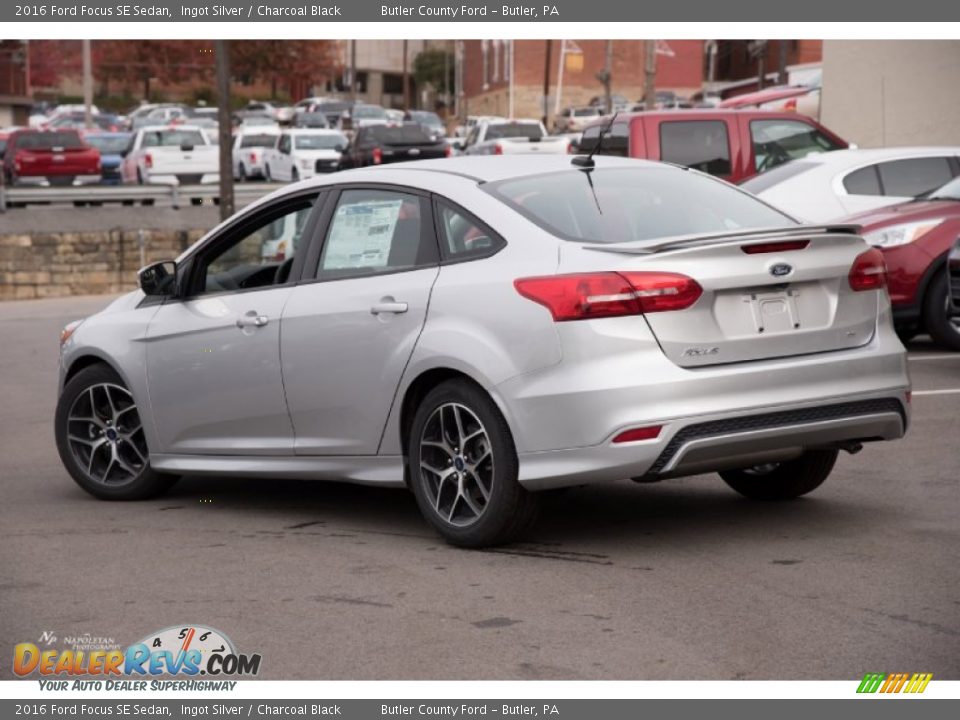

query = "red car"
[580,109,847,184]
[843,176,960,349]
[2,129,101,187]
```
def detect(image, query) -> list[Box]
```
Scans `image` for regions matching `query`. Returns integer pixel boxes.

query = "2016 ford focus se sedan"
[55,155,911,547]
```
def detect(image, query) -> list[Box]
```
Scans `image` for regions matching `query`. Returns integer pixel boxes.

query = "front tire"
[719,449,838,501]
[923,272,960,351]
[55,364,178,500]
[407,380,539,548]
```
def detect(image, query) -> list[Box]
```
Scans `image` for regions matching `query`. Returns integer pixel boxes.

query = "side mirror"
[335,143,346,153]
[138,260,178,297]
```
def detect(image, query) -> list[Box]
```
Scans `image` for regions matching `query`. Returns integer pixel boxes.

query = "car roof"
[782,146,960,168]
[330,155,674,185]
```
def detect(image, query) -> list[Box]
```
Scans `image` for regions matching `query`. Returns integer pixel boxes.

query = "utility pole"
[82,39,93,130]
[777,40,788,84]
[644,40,657,108]
[215,40,234,221]
[443,42,450,114]
[402,40,410,109]
[598,40,613,114]
[350,40,357,103]
[542,40,552,127]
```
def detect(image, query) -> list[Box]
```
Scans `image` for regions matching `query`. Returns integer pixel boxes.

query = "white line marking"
[908,354,960,361]
[912,389,960,396]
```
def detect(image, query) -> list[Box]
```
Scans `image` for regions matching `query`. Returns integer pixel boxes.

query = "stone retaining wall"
[0,229,207,300]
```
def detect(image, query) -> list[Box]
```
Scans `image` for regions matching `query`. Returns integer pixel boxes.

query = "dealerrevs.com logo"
[857,673,933,694]
[13,625,261,689]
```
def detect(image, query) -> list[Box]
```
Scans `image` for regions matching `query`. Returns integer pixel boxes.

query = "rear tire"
[923,272,960,351]
[407,379,539,548]
[55,364,178,501]
[719,449,838,501]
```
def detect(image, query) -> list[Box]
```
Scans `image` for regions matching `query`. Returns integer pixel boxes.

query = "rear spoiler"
[584,224,863,255]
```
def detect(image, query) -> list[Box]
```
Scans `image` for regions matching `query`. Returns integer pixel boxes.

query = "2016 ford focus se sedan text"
[54,156,911,547]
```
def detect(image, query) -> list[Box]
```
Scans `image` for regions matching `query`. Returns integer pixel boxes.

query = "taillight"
[144,153,153,169]
[784,98,798,112]
[444,144,453,158]
[249,151,258,163]
[741,240,809,254]
[493,143,504,155]
[514,272,702,321]
[372,147,382,164]
[848,248,887,292]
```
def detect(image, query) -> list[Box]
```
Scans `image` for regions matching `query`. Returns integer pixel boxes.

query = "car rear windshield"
[740,159,819,194]
[16,132,85,150]
[354,105,387,119]
[240,134,278,148]
[294,134,345,150]
[485,123,543,141]
[141,129,206,147]
[486,167,795,244]
[409,111,442,125]
[373,125,433,144]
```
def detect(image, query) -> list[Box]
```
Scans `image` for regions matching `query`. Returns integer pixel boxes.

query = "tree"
[231,40,340,100]
[27,41,81,90]
[95,40,213,101]
[413,48,454,95]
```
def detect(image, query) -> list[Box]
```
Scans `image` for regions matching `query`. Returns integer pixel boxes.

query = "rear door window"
[659,120,731,176]
[842,165,882,196]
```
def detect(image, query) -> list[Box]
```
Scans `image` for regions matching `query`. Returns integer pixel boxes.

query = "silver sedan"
[54,156,910,547]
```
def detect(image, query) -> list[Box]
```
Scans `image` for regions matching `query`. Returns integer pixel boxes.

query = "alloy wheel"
[66,383,148,485]
[418,403,494,527]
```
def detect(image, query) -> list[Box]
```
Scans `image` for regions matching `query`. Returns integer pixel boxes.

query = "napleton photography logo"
[857,672,933,694]
[13,624,261,689]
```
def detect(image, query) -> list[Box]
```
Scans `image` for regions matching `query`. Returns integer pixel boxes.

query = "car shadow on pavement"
[155,472,891,553]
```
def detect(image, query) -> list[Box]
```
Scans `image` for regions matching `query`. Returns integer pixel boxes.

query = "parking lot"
[0,293,957,681]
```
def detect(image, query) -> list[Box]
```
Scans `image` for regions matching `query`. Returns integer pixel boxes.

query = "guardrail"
[0,182,285,213]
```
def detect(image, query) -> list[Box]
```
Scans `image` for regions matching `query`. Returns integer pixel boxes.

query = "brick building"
[460,40,705,121]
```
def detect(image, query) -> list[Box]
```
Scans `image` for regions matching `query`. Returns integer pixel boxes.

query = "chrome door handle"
[370,301,409,315]
[236,312,269,328]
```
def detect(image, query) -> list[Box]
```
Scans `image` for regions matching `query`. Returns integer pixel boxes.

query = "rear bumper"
[517,393,907,489]
[14,174,101,186]
[143,173,219,185]
[500,310,910,490]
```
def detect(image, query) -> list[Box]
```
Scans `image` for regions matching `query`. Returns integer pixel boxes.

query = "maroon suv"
[843,175,960,350]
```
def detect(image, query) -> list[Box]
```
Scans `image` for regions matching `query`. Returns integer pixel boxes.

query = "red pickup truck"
[579,109,848,184]
[2,129,101,186]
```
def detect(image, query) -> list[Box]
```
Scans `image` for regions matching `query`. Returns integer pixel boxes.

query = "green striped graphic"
[857,673,886,693]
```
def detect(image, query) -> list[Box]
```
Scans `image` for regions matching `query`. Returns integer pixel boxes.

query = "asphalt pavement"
[1,294,958,680]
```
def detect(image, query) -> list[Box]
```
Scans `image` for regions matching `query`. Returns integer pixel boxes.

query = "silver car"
[54,156,911,547]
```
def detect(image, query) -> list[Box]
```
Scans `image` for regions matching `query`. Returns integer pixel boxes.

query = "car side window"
[318,189,437,280]
[596,122,629,157]
[843,165,882,196]
[659,120,732,176]
[465,126,480,147]
[750,119,842,173]
[876,157,954,197]
[435,201,505,262]
[195,196,317,296]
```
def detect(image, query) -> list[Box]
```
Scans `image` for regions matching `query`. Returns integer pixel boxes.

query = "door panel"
[280,186,440,455]
[145,288,294,455]
[281,269,437,454]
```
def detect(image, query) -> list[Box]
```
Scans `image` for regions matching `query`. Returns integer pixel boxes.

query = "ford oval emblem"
[769,263,793,278]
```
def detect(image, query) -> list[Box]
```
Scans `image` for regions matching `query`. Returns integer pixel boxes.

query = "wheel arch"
[393,365,518,463]
[919,250,950,326]
[62,352,123,389]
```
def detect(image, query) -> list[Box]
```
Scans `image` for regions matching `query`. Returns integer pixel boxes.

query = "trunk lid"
[561,226,880,367]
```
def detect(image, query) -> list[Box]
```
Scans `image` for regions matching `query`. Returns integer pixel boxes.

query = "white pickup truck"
[462,119,570,156]
[232,127,280,181]
[120,125,219,187]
